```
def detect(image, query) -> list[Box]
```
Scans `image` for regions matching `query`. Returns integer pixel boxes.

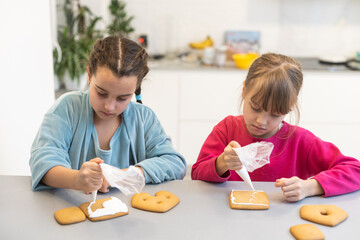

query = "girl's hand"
[76,158,104,192]
[216,141,242,176]
[98,176,110,193]
[275,177,324,202]
[97,166,145,193]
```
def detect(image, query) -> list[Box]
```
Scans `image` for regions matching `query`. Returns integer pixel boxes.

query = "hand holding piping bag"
[233,146,255,190]
[82,158,109,201]
[233,142,274,190]
[76,157,104,194]
[88,158,102,203]
[216,141,243,175]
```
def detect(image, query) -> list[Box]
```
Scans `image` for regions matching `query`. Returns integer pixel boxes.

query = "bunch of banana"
[189,36,214,49]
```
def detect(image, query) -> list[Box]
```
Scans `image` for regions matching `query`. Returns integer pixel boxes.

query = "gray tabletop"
[1,176,359,240]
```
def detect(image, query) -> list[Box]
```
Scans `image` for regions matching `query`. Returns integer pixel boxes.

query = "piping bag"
[233,141,274,190]
[90,164,145,204]
[88,164,145,216]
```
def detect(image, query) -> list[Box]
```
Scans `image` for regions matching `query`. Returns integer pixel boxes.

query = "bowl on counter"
[233,53,259,69]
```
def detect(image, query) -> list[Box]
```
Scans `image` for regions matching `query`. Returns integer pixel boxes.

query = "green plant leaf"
[54,0,104,83]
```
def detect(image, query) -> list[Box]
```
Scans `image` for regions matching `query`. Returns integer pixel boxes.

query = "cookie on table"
[229,190,269,210]
[290,223,325,240]
[54,206,86,225]
[300,205,348,227]
[79,197,129,222]
[131,191,180,213]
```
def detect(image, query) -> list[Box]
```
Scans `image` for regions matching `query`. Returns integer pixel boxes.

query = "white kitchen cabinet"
[141,71,180,149]
[179,71,245,120]
[299,71,360,159]
[0,1,55,175]
[145,67,360,166]
[300,71,360,124]
[179,70,246,163]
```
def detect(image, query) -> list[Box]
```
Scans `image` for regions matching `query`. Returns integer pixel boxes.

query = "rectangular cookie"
[79,197,129,222]
[54,206,86,225]
[229,190,269,210]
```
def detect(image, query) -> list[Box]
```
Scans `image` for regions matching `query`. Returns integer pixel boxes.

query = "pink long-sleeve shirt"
[191,115,360,197]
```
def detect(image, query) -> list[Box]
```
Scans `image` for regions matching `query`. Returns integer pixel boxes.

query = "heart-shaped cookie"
[131,191,180,213]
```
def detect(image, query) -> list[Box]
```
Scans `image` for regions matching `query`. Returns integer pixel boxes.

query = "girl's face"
[243,90,286,139]
[88,66,137,121]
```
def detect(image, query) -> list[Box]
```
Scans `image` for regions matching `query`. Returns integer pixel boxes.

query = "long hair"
[242,53,303,124]
[88,36,149,103]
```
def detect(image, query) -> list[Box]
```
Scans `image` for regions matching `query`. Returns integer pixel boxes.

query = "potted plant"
[53,0,103,91]
[107,0,135,37]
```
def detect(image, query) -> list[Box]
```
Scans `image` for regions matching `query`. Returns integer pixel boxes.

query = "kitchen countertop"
[149,57,357,72]
[55,57,358,98]
[1,175,359,240]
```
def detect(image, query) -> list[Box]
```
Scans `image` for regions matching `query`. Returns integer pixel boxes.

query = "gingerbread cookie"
[131,191,180,213]
[54,206,86,225]
[290,224,325,240]
[229,190,269,210]
[300,205,348,227]
[79,197,129,222]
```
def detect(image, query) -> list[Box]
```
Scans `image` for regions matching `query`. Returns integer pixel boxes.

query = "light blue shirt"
[29,91,186,190]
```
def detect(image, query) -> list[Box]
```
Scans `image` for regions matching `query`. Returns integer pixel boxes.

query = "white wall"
[0,1,55,175]
[77,0,360,58]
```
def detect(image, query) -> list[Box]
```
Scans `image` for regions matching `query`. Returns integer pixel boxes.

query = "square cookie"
[54,206,86,225]
[229,190,269,210]
[79,197,129,222]
[290,224,325,240]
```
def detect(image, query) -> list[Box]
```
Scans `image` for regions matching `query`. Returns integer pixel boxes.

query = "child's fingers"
[274,178,286,187]
[84,161,103,175]
[275,177,306,202]
[284,195,301,202]
[224,144,236,154]
[98,177,110,193]
[89,157,104,164]
[282,188,303,202]
[98,185,109,193]
[275,177,298,187]
[229,141,241,148]
[281,184,298,193]
[224,155,242,169]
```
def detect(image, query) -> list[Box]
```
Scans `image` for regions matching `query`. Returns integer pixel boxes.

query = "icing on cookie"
[87,197,128,218]
[230,190,269,206]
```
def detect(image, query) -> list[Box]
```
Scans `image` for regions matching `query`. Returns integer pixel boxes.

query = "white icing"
[249,191,257,202]
[92,190,97,202]
[230,190,269,206]
[87,197,128,218]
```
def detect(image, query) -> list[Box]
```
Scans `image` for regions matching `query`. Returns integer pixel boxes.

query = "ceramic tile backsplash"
[76,0,360,57]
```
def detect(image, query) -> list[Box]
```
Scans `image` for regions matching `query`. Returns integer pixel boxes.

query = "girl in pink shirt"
[191,53,360,202]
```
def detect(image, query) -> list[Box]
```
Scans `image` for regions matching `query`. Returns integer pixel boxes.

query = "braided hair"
[88,36,149,104]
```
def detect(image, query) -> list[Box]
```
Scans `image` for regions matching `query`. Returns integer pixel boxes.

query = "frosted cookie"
[54,206,86,225]
[229,190,269,210]
[131,191,180,213]
[290,224,325,240]
[79,197,129,222]
[300,205,348,227]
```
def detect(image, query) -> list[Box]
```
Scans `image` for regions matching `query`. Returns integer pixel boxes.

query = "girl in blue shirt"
[30,36,186,192]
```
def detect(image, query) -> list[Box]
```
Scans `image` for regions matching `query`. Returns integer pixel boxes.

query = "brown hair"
[242,53,303,124]
[88,36,149,103]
